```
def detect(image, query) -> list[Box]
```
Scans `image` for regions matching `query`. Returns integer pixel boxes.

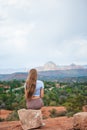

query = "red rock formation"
[82,105,87,112]
[0,109,12,119]
[73,112,87,130]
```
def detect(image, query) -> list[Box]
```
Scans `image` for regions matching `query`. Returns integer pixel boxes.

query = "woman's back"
[24,69,44,109]
[33,80,44,96]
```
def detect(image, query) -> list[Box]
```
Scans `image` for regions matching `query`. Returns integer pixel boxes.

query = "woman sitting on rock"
[24,68,44,110]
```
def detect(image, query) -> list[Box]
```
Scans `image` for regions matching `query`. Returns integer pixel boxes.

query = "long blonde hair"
[25,69,37,99]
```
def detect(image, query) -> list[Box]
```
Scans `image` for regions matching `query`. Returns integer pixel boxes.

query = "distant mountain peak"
[36,61,85,71]
[70,63,76,66]
[44,61,57,70]
[44,61,56,66]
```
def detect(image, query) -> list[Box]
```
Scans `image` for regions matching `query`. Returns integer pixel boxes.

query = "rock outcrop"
[41,106,66,118]
[0,109,12,119]
[18,109,43,130]
[82,105,87,112]
[73,112,87,130]
[3,107,87,130]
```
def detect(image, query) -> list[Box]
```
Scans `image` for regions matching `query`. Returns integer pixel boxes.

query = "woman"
[24,69,44,110]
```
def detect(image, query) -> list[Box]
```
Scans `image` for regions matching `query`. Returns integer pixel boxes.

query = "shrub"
[0,118,5,122]
[6,110,19,121]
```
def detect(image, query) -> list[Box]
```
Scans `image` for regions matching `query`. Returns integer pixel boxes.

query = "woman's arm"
[40,88,44,98]
[24,83,27,99]
[24,88,27,99]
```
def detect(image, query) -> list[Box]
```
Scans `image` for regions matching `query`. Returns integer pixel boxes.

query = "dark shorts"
[26,98,44,110]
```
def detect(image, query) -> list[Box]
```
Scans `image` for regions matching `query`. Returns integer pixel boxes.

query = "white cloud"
[0,0,87,70]
[55,38,87,65]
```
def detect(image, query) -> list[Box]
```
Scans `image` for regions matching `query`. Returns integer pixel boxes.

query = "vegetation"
[0,79,87,120]
[6,111,19,121]
[0,118,5,122]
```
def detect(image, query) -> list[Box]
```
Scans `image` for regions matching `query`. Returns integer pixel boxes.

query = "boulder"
[73,112,87,130]
[18,109,43,130]
[82,105,87,112]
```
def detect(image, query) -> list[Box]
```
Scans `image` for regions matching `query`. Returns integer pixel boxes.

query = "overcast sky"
[0,0,87,71]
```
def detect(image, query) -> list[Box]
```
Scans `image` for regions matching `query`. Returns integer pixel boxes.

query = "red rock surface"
[0,117,73,130]
[0,107,73,130]
[41,106,66,118]
[0,109,12,119]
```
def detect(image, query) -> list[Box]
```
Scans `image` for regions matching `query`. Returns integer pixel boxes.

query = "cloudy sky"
[0,0,87,72]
